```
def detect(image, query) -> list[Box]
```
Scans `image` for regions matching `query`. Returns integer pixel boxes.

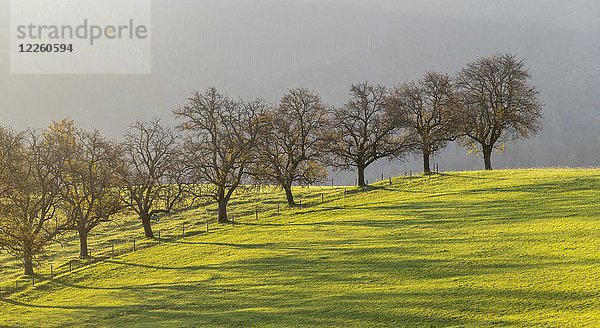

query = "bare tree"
[56,120,124,259]
[121,119,185,238]
[162,148,194,211]
[387,71,460,174]
[255,88,329,206]
[0,126,20,197]
[455,53,543,170]
[327,82,414,187]
[0,127,69,275]
[175,87,267,223]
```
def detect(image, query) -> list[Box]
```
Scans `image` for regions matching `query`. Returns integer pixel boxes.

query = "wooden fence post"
[389,177,392,186]
[69,260,72,272]
[255,207,259,221]
[277,203,280,215]
[321,194,324,202]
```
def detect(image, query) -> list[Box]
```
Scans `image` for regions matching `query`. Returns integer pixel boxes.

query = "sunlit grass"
[1,168,599,327]
[0,185,349,287]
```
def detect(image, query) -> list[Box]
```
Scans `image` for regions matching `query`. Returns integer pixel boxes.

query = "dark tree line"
[0,53,543,275]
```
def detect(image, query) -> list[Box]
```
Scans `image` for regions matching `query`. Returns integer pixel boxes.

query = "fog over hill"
[0,0,598,183]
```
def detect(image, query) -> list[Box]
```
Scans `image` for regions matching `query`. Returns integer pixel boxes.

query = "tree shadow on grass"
[2,295,502,327]
[2,230,598,327]
[438,172,506,180]
[3,274,593,327]
[171,241,278,249]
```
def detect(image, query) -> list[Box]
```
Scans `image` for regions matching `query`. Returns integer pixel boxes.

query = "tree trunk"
[141,213,154,238]
[483,146,493,170]
[217,199,228,223]
[357,164,366,187]
[23,252,34,276]
[78,229,89,259]
[283,184,296,206]
[423,150,431,174]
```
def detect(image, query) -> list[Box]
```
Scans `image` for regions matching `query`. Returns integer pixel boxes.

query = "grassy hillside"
[0,185,345,287]
[1,169,599,327]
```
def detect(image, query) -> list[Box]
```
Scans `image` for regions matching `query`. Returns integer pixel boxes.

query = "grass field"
[1,169,599,327]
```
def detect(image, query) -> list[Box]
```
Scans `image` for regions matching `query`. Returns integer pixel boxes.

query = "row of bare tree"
[0,53,543,275]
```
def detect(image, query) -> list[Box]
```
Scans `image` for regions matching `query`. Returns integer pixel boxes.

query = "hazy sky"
[1,0,599,179]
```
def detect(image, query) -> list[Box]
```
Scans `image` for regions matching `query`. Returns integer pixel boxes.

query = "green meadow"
[1,169,599,327]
